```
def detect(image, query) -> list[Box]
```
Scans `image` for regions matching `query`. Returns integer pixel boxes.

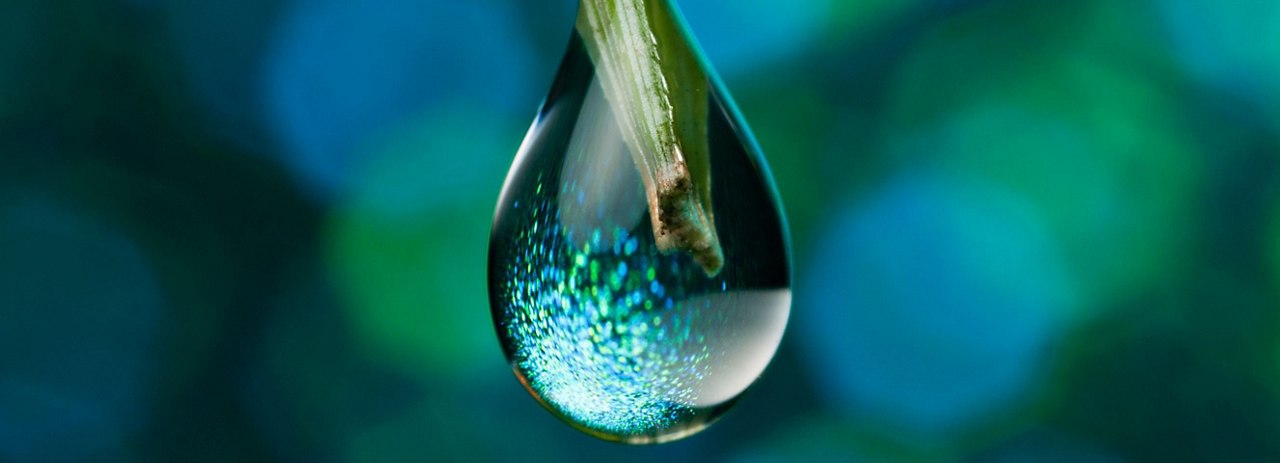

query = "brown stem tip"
[577,0,724,276]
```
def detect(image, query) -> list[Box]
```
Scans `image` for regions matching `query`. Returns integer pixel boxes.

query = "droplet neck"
[575,0,723,275]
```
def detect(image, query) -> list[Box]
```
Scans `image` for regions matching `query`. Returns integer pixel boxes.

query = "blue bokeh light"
[1160,0,1280,125]
[263,0,535,199]
[0,192,162,462]
[678,0,832,78]
[798,172,1076,439]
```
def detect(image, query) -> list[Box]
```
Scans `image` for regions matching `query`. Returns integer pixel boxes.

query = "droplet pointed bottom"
[488,32,791,444]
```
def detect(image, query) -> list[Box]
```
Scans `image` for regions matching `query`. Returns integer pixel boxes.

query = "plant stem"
[576,0,723,276]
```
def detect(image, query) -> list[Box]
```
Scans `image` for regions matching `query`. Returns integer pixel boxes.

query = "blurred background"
[2,0,1279,461]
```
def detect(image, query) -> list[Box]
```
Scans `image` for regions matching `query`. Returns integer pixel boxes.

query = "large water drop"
[487,3,791,444]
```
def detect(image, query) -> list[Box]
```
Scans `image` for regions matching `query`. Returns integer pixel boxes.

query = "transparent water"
[488,32,791,444]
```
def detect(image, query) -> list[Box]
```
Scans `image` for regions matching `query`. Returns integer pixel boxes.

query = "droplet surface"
[488,28,791,443]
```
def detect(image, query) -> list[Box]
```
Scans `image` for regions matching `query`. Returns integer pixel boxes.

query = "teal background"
[2,0,1279,461]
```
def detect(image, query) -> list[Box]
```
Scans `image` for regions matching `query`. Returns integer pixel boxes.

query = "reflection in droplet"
[488,29,791,443]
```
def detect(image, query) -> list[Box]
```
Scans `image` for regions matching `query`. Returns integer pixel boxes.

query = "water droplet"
[488,3,790,445]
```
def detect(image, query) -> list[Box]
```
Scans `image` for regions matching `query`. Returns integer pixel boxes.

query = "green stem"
[577,0,723,276]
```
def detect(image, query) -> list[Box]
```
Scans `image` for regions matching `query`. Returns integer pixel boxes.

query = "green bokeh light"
[733,83,835,250]
[1272,197,1280,318]
[886,0,1203,312]
[826,0,917,46]
[5,0,1280,459]
[329,105,517,380]
[1161,0,1280,131]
